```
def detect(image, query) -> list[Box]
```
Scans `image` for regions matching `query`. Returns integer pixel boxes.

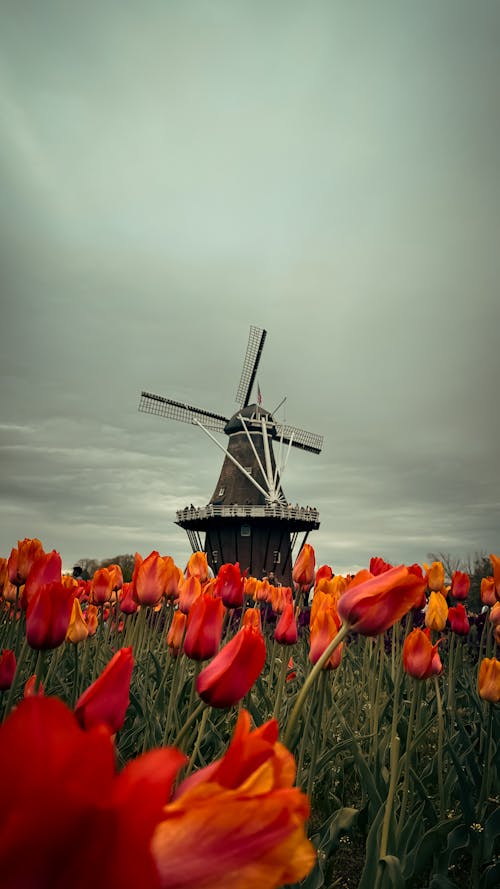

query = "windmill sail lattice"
[139,325,322,582]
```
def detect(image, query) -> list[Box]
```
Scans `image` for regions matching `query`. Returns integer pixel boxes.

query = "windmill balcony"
[176,503,320,525]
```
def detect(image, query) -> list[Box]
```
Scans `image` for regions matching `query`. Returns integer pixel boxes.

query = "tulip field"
[1,541,499,888]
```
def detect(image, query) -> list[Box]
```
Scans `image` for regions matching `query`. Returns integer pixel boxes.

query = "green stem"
[272,649,289,721]
[306,671,328,801]
[185,705,211,775]
[479,703,493,811]
[172,699,206,749]
[283,622,349,748]
[433,675,445,819]
[397,679,421,838]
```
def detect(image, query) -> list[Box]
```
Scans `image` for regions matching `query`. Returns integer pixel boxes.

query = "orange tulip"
[292,544,315,591]
[242,608,262,632]
[152,710,315,889]
[178,575,202,614]
[108,564,124,591]
[490,554,500,598]
[315,565,333,583]
[337,564,426,636]
[9,538,44,586]
[163,557,182,600]
[186,551,209,584]
[403,628,443,679]
[244,575,258,598]
[450,570,470,601]
[481,576,496,606]
[85,603,99,636]
[425,591,449,631]
[274,602,298,645]
[166,610,187,657]
[90,567,114,605]
[134,551,169,607]
[309,599,343,670]
[196,625,266,708]
[489,602,500,627]
[478,657,500,703]
[74,647,134,734]
[271,584,292,614]
[427,561,445,592]
[183,594,225,661]
[66,598,89,644]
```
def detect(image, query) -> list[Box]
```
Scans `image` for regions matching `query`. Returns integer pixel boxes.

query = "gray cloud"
[1,1,499,574]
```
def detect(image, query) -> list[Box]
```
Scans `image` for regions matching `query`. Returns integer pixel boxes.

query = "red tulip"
[0,650,16,690]
[447,603,470,635]
[274,602,298,645]
[0,695,186,889]
[315,565,333,583]
[338,564,426,636]
[74,647,134,734]
[26,581,75,650]
[215,562,244,608]
[196,625,266,708]
[183,594,225,661]
[403,628,443,679]
[450,570,470,600]
[22,550,62,609]
[119,582,139,615]
[369,556,393,576]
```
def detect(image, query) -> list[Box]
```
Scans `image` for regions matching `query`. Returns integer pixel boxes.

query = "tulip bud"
[450,571,470,601]
[196,625,266,708]
[447,603,470,635]
[26,582,75,650]
[183,594,225,661]
[425,591,449,632]
[403,628,443,679]
[166,610,187,657]
[478,657,500,703]
[274,603,298,646]
[66,598,89,644]
[292,544,315,592]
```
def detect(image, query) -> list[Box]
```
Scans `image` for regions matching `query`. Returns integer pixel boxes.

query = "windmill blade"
[274,422,324,455]
[139,392,228,433]
[235,326,267,408]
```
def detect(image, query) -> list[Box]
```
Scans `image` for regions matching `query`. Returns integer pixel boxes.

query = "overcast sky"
[1,1,499,575]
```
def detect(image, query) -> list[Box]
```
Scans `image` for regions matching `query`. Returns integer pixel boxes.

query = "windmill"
[139,325,323,583]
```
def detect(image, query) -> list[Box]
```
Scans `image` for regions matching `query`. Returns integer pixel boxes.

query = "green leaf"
[379,855,404,889]
[480,860,500,889]
[402,818,460,880]
[482,805,500,862]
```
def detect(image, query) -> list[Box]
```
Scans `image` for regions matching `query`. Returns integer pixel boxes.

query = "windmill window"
[240,524,251,537]
[218,487,225,497]
[211,550,219,563]
[273,551,281,564]
[244,467,253,476]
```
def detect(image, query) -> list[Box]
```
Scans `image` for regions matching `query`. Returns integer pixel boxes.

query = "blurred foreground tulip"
[196,624,266,708]
[26,581,75,650]
[369,556,393,575]
[74,647,134,734]
[0,698,314,889]
[152,709,315,889]
[338,564,426,636]
[292,543,315,591]
[403,628,443,679]
[0,649,16,690]
[0,696,185,889]
[478,657,500,703]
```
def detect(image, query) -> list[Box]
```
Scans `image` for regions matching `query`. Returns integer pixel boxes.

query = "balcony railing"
[175,503,320,524]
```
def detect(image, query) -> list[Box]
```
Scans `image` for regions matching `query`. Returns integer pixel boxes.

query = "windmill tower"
[139,326,323,584]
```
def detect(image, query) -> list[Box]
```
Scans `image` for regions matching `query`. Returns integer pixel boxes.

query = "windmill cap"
[224,404,275,435]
